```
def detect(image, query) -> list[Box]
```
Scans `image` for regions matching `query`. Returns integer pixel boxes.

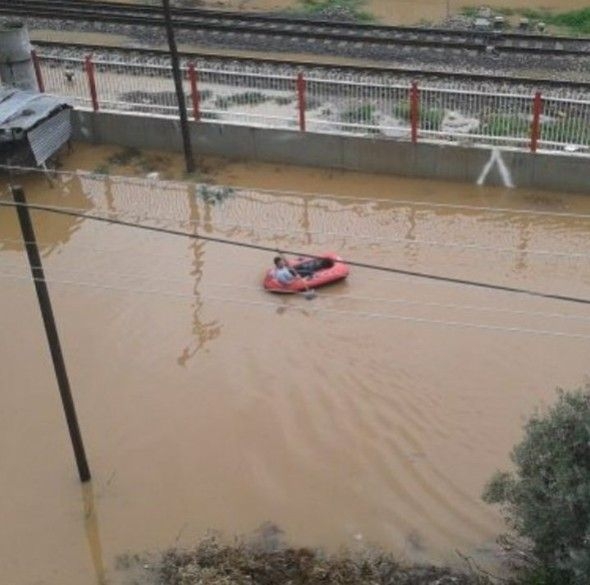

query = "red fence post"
[297,72,306,132]
[410,81,419,144]
[30,49,45,93]
[84,55,99,112]
[530,91,543,153]
[188,62,200,121]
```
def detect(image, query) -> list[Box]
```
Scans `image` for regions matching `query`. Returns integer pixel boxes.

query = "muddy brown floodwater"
[1,144,590,585]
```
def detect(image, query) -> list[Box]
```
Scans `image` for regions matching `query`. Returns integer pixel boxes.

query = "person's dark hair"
[273,256,282,267]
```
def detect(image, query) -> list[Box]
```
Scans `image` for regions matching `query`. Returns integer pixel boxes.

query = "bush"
[483,114,530,137]
[152,532,492,584]
[214,92,268,110]
[483,384,590,584]
[340,103,375,124]
[298,0,373,22]
[541,119,590,146]
[551,8,590,34]
[392,103,443,130]
[421,108,444,131]
[392,101,411,121]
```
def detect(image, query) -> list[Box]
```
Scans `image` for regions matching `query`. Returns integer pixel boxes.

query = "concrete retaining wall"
[72,110,590,194]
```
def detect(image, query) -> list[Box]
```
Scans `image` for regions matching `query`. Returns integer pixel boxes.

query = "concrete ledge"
[72,110,590,194]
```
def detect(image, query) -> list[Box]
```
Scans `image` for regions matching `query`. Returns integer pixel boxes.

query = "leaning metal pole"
[11,185,91,483]
[162,0,195,173]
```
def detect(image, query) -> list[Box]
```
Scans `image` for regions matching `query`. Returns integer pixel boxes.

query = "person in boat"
[273,256,297,284]
[273,255,329,283]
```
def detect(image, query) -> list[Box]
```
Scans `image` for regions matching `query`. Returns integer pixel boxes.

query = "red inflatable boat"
[263,253,349,293]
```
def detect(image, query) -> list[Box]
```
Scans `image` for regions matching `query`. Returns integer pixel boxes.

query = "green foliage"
[483,385,590,585]
[515,566,572,585]
[421,108,444,131]
[340,103,375,124]
[510,7,590,34]
[551,9,590,34]
[541,118,590,146]
[483,114,530,137]
[461,6,590,34]
[298,0,373,22]
[518,8,552,21]
[392,103,443,130]
[392,102,411,121]
[214,92,268,110]
[460,6,480,18]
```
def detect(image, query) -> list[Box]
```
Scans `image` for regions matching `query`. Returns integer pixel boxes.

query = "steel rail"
[33,39,590,91]
[2,0,589,57]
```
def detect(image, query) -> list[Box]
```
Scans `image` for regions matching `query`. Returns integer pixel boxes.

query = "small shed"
[0,87,72,167]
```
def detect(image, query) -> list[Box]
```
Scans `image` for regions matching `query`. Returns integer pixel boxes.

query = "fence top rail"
[41,54,295,81]
[39,54,174,71]
[38,54,89,65]
[541,95,590,106]
[299,76,590,104]
[196,68,295,82]
[37,53,590,105]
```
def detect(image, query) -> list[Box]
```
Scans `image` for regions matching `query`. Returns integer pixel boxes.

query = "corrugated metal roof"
[0,88,71,137]
[28,108,71,165]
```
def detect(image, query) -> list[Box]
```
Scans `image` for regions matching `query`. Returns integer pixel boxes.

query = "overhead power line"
[1,200,589,305]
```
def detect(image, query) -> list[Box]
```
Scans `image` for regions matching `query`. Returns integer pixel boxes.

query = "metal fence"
[33,52,590,156]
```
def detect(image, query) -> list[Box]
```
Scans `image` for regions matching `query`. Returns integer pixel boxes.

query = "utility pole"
[11,185,91,483]
[162,0,195,174]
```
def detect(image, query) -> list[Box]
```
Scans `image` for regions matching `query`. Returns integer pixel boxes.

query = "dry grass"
[143,526,492,585]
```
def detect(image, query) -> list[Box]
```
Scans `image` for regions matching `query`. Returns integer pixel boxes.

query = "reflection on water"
[82,483,107,585]
[1,156,590,585]
[178,188,221,366]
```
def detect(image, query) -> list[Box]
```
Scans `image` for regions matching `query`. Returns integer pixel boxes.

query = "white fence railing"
[32,52,590,156]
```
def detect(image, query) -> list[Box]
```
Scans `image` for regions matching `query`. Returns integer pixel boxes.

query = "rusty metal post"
[297,72,306,132]
[530,91,543,153]
[30,49,45,92]
[188,62,200,121]
[410,81,420,144]
[84,55,99,112]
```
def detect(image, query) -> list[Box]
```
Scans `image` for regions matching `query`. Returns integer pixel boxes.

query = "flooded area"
[1,144,590,584]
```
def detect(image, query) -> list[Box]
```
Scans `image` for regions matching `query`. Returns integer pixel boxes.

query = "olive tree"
[483,384,590,584]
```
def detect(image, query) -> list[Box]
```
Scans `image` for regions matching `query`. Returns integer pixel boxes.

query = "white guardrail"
[32,52,590,156]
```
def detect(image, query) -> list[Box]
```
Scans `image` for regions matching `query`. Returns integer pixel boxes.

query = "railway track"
[2,0,590,58]
[33,40,590,92]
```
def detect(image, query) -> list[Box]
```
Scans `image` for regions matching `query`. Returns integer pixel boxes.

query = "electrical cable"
[1,199,589,305]
[2,218,588,260]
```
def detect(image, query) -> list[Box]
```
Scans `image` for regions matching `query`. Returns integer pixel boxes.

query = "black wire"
[2,200,590,306]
